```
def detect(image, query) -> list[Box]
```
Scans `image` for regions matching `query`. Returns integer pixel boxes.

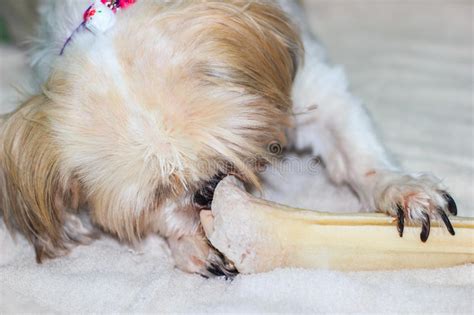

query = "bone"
[200,176,474,274]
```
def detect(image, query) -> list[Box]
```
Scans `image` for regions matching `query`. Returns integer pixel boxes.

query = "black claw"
[420,213,431,242]
[442,192,457,216]
[203,244,239,280]
[206,263,228,277]
[396,204,405,237]
[206,262,238,280]
[438,208,455,236]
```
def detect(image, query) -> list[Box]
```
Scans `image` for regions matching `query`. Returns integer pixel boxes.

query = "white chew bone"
[201,176,474,274]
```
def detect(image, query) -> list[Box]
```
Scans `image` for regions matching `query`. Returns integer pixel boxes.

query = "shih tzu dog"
[0,0,457,277]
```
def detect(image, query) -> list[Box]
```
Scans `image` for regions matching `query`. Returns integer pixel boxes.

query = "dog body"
[0,0,457,277]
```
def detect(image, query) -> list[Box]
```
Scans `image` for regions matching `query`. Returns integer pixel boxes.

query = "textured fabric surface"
[0,1,472,313]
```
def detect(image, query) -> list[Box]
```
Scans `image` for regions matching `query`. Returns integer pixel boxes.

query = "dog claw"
[205,260,238,280]
[202,245,239,280]
[438,208,455,236]
[442,192,457,216]
[420,213,431,242]
[396,205,405,237]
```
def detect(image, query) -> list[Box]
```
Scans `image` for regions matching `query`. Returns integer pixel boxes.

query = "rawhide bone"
[200,176,474,273]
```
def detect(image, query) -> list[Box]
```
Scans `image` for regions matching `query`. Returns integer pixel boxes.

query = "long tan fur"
[0,95,86,261]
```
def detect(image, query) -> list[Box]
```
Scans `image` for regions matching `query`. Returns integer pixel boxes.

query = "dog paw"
[33,212,99,263]
[167,234,238,279]
[375,173,457,242]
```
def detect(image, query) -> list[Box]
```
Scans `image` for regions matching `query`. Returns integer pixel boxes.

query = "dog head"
[0,0,302,254]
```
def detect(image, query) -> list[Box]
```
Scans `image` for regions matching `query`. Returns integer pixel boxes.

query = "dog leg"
[32,211,98,263]
[167,233,237,279]
[291,38,457,241]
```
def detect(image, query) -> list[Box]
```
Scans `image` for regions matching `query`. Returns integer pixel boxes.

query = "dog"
[0,0,457,277]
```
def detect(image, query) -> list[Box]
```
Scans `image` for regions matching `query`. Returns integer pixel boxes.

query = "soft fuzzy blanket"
[0,1,472,313]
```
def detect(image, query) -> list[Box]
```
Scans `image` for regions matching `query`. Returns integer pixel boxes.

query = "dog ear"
[0,94,86,262]
[242,1,304,85]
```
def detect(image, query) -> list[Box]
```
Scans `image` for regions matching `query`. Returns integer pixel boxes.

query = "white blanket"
[1,1,472,313]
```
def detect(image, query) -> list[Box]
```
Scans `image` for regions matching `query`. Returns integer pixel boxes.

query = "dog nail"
[420,213,431,242]
[396,205,404,237]
[443,192,457,216]
[438,208,455,236]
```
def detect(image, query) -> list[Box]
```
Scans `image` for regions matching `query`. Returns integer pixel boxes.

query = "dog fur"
[0,0,457,277]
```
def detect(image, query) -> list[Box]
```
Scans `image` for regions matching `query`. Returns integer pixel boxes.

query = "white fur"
[32,0,90,81]
[284,2,452,224]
